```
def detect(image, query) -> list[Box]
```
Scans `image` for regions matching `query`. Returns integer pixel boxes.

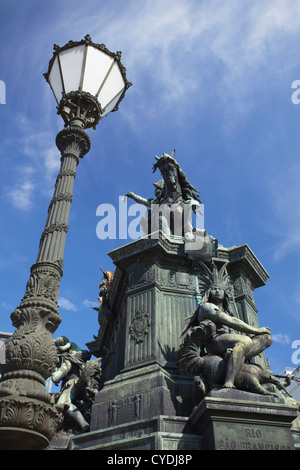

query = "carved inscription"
[218,427,292,450]
[108,394,143,426]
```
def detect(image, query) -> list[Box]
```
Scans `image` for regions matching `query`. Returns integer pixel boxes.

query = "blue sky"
[1,0,300,374]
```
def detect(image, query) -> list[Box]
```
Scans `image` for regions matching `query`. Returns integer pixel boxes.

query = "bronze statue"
[125,151,202,237]
[52,336,102,433]
[151,150,201,205]
[179,262,272,392]
[93,269,114,325]
[190,355,292,406]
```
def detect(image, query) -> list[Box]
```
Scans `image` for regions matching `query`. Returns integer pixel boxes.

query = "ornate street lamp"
[44,34,131,129]
[0,35,131,450]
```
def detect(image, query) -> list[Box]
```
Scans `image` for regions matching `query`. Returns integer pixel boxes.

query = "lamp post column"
[0,121,91,450]
[37,120,91,265]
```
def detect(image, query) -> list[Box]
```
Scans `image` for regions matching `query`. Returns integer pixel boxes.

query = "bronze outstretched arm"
[203,304,271,336]
[124,192,151,207]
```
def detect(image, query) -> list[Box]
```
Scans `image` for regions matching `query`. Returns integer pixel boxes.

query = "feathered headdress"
[197,261,230,304]
[181,261,233,336]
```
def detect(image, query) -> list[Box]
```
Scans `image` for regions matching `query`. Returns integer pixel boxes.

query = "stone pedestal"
[70,233,282,451]
[71,414,202,450]
[189,389,298,450]
[90,364,193,430]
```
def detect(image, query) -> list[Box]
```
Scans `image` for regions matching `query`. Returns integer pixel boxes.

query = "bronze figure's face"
[209,287,225,303]
[159,163,178,192]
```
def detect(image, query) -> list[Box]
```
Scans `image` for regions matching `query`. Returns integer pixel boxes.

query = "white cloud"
[272,333,291,345]
[44,146,60,180]
[93,0,300,111]
[273,234,300,261]
[4,113,60,209]
[7,0,300,211]
[7,0,300,126]
[59,0,299,137]
[8,0,299,140]
[58,296,78,312]
[58,297,97,312]
[8,181,35,210]
[82,299,97,309]
[1,301,13,310]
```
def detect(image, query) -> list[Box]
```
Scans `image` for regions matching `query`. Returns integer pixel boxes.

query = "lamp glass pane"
[98,61,125,109]
[102,88,124,117]
[48,55,63,103]
[59,44,85,94]
[82,46,114,96]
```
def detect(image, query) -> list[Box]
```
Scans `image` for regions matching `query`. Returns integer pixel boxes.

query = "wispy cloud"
[272,333,291,345]
[82,299,97,309]
[44,146,60,180]
[5,0,300,124]
[5,0,300,211]
[2,113,60,210]
[273,234,300,261]
[0,301,13,311]
[57,297,97,312]
[8,181,35,210]
[80,0,300,123]
[56,296,98,312]
[58,296,78,312]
